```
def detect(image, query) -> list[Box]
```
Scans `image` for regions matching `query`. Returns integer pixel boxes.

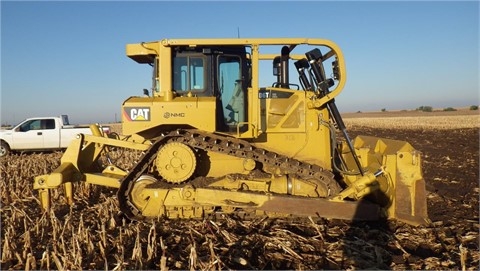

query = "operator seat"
[226,80,245,124]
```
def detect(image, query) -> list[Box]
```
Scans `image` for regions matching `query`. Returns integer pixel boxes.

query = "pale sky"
[1,0,479,125]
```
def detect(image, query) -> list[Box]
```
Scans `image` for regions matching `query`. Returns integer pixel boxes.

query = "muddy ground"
[1,127,479,270]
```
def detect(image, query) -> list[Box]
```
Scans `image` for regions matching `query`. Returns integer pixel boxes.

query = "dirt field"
[342,108,479,118]
[1,112,479,270]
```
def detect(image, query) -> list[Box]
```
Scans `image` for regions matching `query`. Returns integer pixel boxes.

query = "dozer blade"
[344,135,430,226]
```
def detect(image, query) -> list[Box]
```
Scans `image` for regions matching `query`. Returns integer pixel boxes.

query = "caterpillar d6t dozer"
[34,38,429,226]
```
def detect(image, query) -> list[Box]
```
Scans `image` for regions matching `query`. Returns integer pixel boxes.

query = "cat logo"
[123,107,150,121]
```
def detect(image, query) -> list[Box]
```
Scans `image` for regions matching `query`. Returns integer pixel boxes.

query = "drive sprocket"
[155,142,196,183]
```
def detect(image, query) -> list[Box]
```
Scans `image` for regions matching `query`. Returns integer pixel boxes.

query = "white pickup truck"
[0,115,110,157]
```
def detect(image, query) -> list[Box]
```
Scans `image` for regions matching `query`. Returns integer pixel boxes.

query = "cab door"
[217,54,248,133]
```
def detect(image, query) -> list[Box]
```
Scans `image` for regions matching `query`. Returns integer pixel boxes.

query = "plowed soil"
[347,127,479,225]
[340,127,479,269]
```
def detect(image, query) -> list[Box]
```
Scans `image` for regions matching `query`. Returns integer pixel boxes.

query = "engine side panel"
[122,96,217,137]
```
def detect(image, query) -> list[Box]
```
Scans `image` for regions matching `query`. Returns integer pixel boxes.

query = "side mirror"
[272,56,281,76]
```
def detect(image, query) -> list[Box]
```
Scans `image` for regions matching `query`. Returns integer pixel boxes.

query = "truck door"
[13,119,45,149]
[13,118,59,150]
[41,119,59,148]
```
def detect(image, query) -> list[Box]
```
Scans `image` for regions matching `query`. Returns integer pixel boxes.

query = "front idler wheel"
[129,175,159,212]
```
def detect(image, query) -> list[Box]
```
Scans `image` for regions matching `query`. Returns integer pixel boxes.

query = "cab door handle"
[37,132,42,135]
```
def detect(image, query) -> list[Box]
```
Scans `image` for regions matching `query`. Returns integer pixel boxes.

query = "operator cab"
[171,45,250,132]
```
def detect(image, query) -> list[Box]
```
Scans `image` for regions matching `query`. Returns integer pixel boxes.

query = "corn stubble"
[1,121,479,270]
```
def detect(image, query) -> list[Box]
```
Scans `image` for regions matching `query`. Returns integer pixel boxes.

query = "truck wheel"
[0,141,10,157]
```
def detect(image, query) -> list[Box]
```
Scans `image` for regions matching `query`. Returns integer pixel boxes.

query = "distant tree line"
[360,105,478,113]
[416,106,433,112]
[414,105,479,112]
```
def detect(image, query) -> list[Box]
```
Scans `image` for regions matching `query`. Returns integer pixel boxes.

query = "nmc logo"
[124,107,150,121]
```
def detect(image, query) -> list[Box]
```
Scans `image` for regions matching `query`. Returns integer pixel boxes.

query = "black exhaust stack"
[273,46,291,88]
[280,46,290,88]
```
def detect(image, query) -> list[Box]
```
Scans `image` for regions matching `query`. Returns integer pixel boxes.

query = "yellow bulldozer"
[34,38,429,226]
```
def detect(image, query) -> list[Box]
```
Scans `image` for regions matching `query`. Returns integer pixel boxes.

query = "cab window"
[173,56,205,93]
[44,119,55,129]
[19,120,41,131]
[18,119,56,131]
